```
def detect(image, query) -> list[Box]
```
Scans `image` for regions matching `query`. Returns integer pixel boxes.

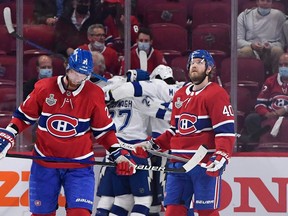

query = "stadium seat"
[0,111,13,128]
[22,24,56,51]
[191,23,231,55]
[170,55,189,74]
[0,2,35,24]
[220,57,265,91]
[149,23,188,54]
[0,24,15,54]
[256,118,288,152]
[0,80,16,111]
[191,2,231,29]
[0,55,16,81]
[144,2,188,28]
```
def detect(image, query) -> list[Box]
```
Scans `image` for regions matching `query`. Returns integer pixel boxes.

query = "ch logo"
[178,113,197,135]
[46,114,78,138]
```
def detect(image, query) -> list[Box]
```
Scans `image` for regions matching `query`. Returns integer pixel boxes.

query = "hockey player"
[133,50,236,216]
[0,48,136,216]
[96,69,172,216]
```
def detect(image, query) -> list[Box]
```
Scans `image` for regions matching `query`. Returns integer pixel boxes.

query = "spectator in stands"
[237,0,286,75]
[54,0,102,57]
[102,0,140,54]
[23,55,53,99]
[119,27,167,75]
[90,51,113,83]
[78,24,120,75]
[239,52,288,150]
[33,0,69,25]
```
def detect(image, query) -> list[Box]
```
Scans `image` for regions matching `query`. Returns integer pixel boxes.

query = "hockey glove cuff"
[201,151,230,177]
[0,128,16,159]
[109,148,136,175]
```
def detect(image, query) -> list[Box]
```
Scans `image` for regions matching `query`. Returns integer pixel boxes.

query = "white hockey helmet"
[150,64,174,80]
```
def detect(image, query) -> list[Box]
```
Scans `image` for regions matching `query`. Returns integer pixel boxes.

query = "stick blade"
[181,145,208,172]
[3,7,15,34]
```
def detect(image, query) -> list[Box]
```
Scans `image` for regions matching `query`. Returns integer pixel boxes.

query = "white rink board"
[0,156,287,216]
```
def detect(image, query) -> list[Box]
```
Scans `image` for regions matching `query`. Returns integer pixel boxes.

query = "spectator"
[237,0,286,75]
[102,0,140,54]
[79,24,120,75]
[90,51,113,85]
[119,27,167,75]
[54,0,102,57]
[23,55,53,99]
[33,0,69,25]
[239,52,288,150]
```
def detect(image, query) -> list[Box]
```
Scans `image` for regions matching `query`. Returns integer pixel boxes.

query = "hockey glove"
[133,139,160,158]
[126,69,150,82]
[104,90,115,105]
[109,148,136,175]
[201,151,230,177]
[0,128,15,159]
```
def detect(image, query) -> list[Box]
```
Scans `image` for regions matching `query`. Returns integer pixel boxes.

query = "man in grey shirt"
[237,0,286,75]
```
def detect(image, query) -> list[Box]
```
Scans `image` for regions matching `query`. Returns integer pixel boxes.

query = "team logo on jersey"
[271,95,288,110]
[175,97,183,109]
[45,94,57,106]
[178,113,197,135]
[46,114,78,138]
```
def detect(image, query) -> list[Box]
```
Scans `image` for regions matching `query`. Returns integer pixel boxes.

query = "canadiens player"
[0,48,136,216]
[133,50,236,216]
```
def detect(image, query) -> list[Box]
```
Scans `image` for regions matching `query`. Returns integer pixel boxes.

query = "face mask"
[39,68,53,79]
[257,7,271,16]
[279,66,288,78]
[93,41,105,51]
[138,42,150,52]
[76,5,89,15]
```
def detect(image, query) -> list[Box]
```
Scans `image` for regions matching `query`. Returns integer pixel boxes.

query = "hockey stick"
[120,141,188,162]
[3,7,108,82]
[6,145,207,173]
[146,149,188,163]
[139,50,148,71]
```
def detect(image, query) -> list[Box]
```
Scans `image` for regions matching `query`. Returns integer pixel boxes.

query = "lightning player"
[0,48,136,216]
[96,69,172,216]
[134,50,236,216]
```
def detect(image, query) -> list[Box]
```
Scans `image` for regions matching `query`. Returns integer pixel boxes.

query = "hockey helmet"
[187,49,215,70]
[150,64,173,80]
[67,48,94,76]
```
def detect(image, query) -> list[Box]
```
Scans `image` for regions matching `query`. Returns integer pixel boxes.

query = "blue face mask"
[39,68,53,79]
[138,42,150,52]
[258,7,271,16]
[279,66,288,78]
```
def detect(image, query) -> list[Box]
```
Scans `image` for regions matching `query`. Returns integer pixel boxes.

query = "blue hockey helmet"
[67,48,94,76]
[187,49,215,70]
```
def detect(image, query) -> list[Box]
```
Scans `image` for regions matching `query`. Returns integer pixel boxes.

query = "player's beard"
[189,70,207,85]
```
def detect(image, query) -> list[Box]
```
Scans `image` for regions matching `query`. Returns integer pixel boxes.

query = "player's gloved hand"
[126,69,150,82]
[104,90,115,105]
[109,148,136,175]
[0,128,15,159]
[201,151,230,177]
[133,139,160,158]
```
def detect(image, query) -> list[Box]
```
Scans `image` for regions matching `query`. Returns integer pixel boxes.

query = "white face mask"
[258,7,271,16]
[138,42,150,52]
[93,41,105,51]
[279,66,288,78]
[39,68,53,79]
